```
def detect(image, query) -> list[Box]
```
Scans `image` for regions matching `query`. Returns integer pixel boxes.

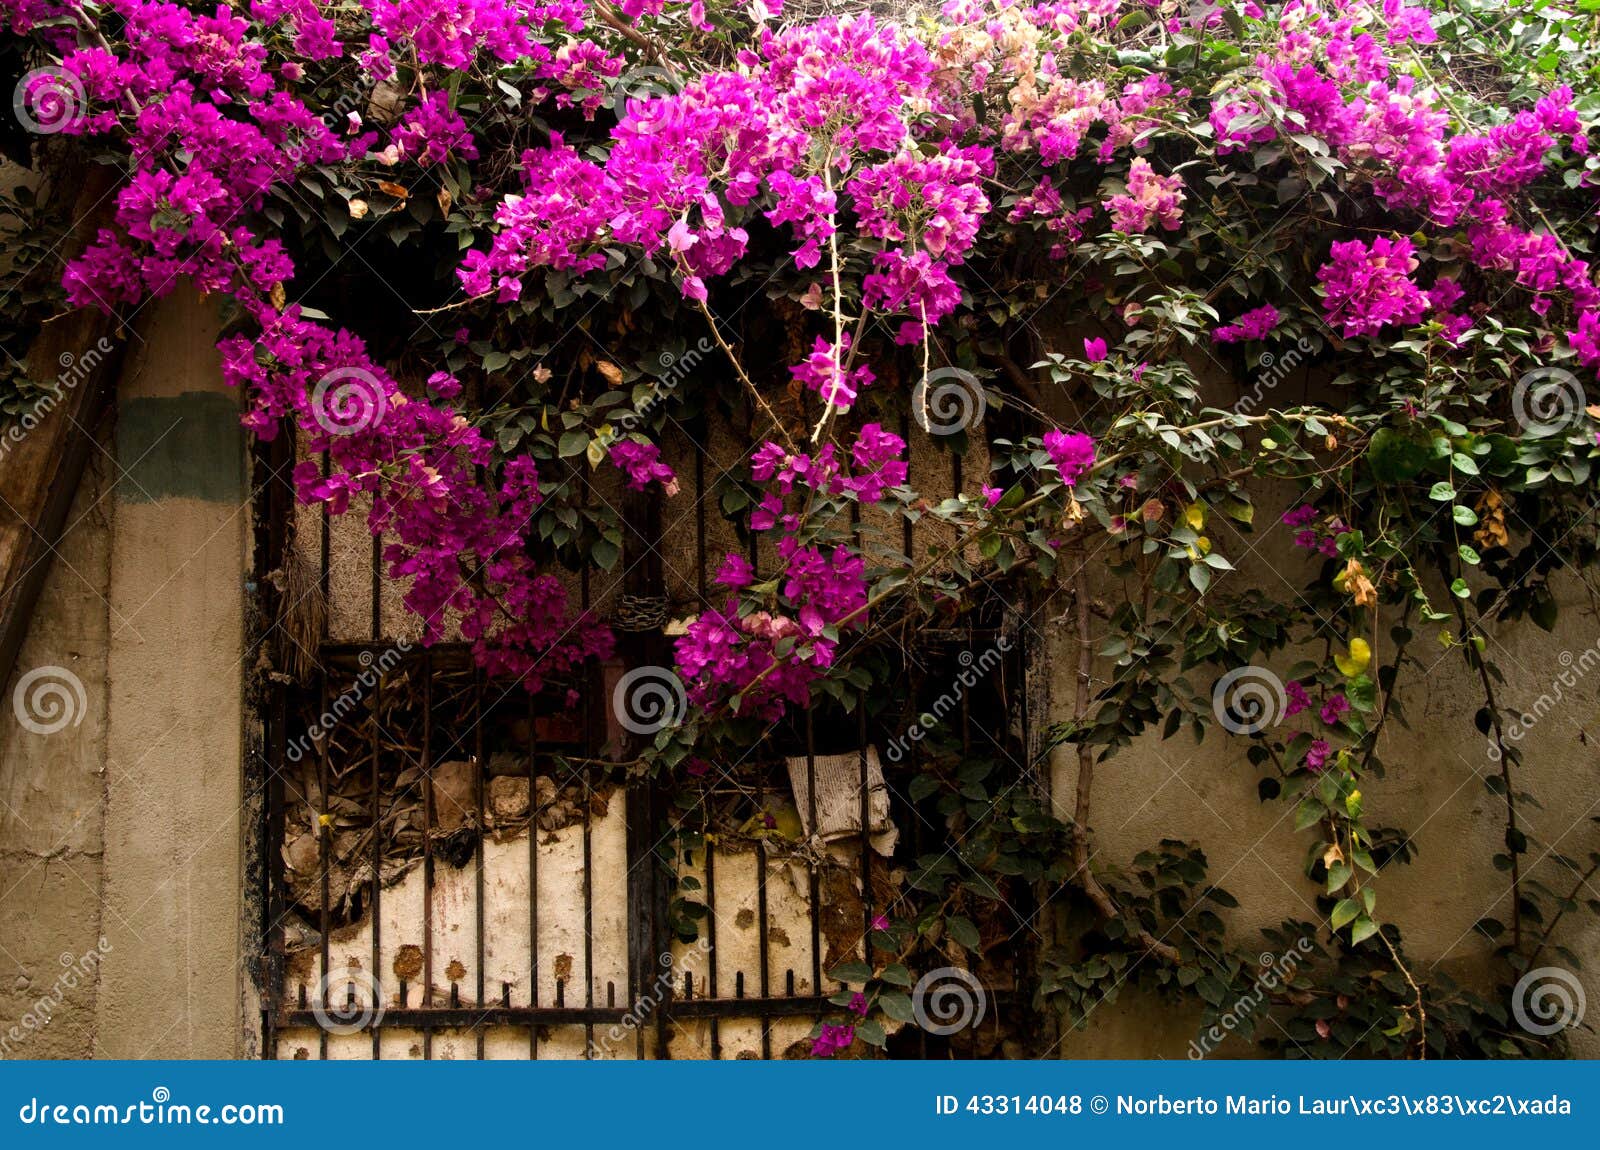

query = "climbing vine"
[4,0,1600,1057]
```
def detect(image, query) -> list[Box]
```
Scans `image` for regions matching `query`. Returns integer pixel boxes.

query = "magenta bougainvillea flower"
[1213,304,1281,343]
[1317,235,1430,338]
[1043,430,1097,487]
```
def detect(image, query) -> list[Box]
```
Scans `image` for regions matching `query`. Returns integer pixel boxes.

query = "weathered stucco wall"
[1048,535,1600,1059]
[0,428,112,1059]
[0,289,249,1058]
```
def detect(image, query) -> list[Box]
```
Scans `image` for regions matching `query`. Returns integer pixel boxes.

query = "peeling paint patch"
[115,391,243,503]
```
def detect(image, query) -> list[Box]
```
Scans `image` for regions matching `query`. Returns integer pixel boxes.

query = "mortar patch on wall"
[115,391,244,504]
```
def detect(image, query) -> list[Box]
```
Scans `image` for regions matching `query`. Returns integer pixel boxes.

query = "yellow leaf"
[1183,501,1205,530]
[1345,788,1363,818]
[596,361,624,385]
[376,180,409,199]
[1334,637,1372,677]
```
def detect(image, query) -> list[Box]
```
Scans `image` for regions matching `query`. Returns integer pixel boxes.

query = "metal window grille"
[249,409,1050,1060]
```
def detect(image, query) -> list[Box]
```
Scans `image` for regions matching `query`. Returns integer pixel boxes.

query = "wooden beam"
[0,305,123,690]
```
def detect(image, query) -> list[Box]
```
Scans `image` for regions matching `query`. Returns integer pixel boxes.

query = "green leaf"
[590,538,620,571]
[1350,915,1379,945]
[1368,427,1432,483]
[829,961,872,984]
[558,430,589,458]
[877,963,914,987]
[946,915,981,951]
[1330,898,1360,929]
[1326,862,1352,893]
[878,992,914,1023]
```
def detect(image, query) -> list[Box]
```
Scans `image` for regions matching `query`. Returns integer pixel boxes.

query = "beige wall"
[1047,470,1600,1061]
[0,289,249,1058]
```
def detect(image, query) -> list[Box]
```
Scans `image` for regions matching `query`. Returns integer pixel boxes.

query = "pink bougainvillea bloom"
[1317,235,1430,338]
[1320,694,1351,726]
[1305,738,1332,773]
[982,485,1003,507]
[1213,304,1281,343]
[1043,430,1097,486]
[1105,157,1185,233]
[610,440,679,495]
[715,552,754,589]
[1285,680,1311,717]
[1083,336,1108,362]
[811,1021,855,1058]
